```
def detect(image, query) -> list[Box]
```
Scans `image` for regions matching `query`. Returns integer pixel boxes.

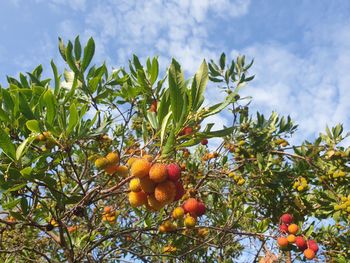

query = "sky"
[1,0,350,144]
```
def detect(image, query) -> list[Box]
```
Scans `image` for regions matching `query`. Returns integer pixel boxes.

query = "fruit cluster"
[94,151,128,176]
[128,157,184,211]
[228,172,245,185]
[333,195,350,220]
[277,213,319,260]
[159,198,207,233]
[102,206,117,223]
[292,177,309,192]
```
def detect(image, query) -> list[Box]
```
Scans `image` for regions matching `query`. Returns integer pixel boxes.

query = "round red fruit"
[174,181,185,201]
[280,213,293,225]
[307,240,319,253]
[295,236,307,251]
[279,224,288,233]
[196,201,206,216]
[167,163,181,181]
[183,198,199,215]
[201,139,208,145]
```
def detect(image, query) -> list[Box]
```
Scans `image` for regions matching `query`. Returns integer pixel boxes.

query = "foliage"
[0,37,349,262]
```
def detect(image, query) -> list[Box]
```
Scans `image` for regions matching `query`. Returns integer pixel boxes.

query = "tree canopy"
[0,37,349,262]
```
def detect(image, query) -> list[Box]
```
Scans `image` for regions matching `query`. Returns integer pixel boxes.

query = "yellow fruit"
[142,154,153,162]
[184,216,196,228]
[104,165,119,175]
[172,207,185,219]
[140,176,156,193]
[127,157,138,167]
[163,220,176,232]
[129,178,141,192]
[237,178,245,185]
[297,185,304,192]
[95,157,109,169]
[159,225,167,233]
[197,228,209,237]
[154,180,176,203]
[287,234,296,243]
[128,191,147,207]
[36,134,46,141]
[106,152,119,165]
[130,159,151,178]
[288,224,299,235]
[147,195,165,211]
[149,163,168,183]
[115,165,129,177]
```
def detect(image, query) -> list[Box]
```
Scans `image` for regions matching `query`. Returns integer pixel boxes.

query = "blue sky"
[1,0,350,143]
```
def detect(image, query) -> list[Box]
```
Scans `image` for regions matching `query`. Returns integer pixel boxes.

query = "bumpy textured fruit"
[104,206,112,213]
[128,191,147,207]
[147,195,165,211]
[303,248,315,260]
[184,215,196,228]
[279,224,288,233]
[277,237,289,248]
[288,224,298,234]
[140,176,156,193]
[106,152,119,165]
[287,234,296,243]
[196,201,206,216]
[142,154,153,162]
[127,157,138,167]
[116,165,129,177]
[172,207,185,219]
[174,181,185,201]
[183,198,199,215]
[280,213,293,225]
[95,157,109,169]
[131,159,151,178]
[104,165,119,175]
[307,240,319,253]
[167,163,181,182]
[129,178,141,192]
[149,163,168,183]
[163,220,177,232]
[154,180,176,203]
[295,236,307,250]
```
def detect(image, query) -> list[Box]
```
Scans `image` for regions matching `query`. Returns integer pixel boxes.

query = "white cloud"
[237,23,350,143]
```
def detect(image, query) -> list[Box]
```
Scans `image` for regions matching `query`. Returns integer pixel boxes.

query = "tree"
[0,37,349,263]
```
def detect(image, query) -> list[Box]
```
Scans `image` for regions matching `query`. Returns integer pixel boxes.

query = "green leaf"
[4,183,27,194]
[162,130,175,156]
[67,103,78,135]
[18,92,34,119]
[219,53,226,70]
[65,41,79,73]
[16,135,37,160]
[168,59,185,123]
[202,92,237,118]
[26,120,41,133]
[1,88,14,113]
[150,57,159,85]
[58,37,66,61]
[43,89,56,125]
[0,129,16,160]
[160,111,172,145]
[82,37,95,71]
[147,111,158,130]
[2,198,21,210]
[0,107,10,122]
[51,60,60,95]
[191,60,208,111]
[74,36,82,60]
